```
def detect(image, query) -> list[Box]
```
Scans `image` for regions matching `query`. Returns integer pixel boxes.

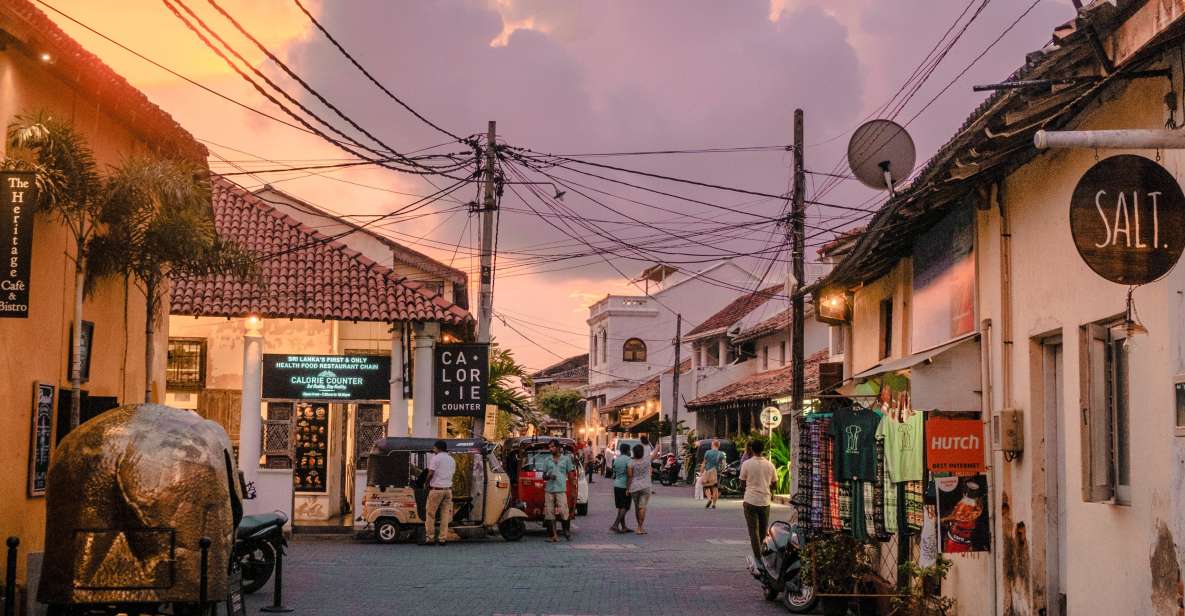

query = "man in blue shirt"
[610,442,633,533]
[701,439,724,509]
[541,439,575,542]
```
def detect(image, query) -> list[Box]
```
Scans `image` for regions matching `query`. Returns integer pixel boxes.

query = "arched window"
[601,330,608,363]
[591,333,598,366]
[622,338,647,362]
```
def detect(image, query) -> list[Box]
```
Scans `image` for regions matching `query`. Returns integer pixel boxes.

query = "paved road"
[246,479,801,616]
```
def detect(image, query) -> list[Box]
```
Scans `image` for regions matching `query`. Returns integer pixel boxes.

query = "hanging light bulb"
[1123,287,1148,350]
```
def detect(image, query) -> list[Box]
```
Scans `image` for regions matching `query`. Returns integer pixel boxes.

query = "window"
[830,325,847,357]
[166,338,206,390]
[591,333,598,366]
[601,330,608,363]
[779,341,787,366]
[762,345,769,370]
[1081,322,1130,504]
[879,299,894,360]
[623,338,647,362]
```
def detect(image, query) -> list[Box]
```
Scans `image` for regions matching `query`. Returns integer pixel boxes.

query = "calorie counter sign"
[926,417,986,475]
[433,343,489,418]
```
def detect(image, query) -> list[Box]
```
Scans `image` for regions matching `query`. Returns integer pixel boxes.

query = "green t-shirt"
[612,454,632,489]
[703,449,724,471]
[876,412,924,483]
[541,454,575,493]
[828,407,881,481]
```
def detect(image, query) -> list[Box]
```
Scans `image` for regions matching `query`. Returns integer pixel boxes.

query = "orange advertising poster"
[926,418,986,475]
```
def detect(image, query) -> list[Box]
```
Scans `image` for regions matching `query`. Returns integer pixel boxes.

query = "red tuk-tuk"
[502,437,579,525]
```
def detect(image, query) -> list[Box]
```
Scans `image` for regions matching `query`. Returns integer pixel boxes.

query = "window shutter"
[1080,324,1113,502]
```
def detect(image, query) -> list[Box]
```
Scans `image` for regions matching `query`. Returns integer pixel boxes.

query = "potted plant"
[800,533,875,616]
[893,556,958,615]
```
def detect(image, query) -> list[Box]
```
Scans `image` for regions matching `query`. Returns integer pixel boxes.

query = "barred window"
[167,338,206,390]
[623,338,647,362]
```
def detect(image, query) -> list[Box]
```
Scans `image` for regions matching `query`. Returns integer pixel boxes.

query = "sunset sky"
[44,0,1071,371]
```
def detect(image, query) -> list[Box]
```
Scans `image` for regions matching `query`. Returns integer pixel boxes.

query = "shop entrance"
[1041,339,1066,615]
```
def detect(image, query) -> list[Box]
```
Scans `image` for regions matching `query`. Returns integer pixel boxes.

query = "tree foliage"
[536,388,584,425]
[488,342,539,430]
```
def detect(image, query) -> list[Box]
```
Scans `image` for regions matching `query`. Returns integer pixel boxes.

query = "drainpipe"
[981,318,1001,616]
[1035,128,1185,150]
[995,181,1017,614]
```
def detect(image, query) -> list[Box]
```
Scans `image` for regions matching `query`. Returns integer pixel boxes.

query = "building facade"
[0,0,206,603]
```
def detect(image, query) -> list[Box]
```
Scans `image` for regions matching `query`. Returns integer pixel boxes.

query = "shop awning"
[622,409,659,430]
[851,333,978,381]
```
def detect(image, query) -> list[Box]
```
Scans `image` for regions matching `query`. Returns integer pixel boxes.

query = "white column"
[239,316,263,487]
[717,337,728,367]
[388,323,408,436]
[412,321,439,437]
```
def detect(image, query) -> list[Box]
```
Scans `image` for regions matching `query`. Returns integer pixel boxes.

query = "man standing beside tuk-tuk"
[541,439,575,542]
[423,440,457,546]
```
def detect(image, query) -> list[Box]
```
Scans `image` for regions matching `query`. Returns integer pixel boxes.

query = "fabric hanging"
[873,439,888,539]
[905,480,924,533]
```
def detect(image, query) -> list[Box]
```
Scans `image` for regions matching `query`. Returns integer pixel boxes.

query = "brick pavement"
[244,480,804,616]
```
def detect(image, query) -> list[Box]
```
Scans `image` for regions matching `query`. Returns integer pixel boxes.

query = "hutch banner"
[926,417,986,474]
[262,354,391,400]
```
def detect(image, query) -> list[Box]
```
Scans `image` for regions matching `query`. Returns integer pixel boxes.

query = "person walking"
[701,438,724,509]
[583,439,596,484]
[541,439,575,542]
[739,439,777,562]
[609,442,633,533]
[626,443,653,535]
[423,440,456,546]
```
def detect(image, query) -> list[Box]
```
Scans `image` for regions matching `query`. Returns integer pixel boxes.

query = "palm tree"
[5,112,103,429]
[487,343,539,431]
[87,156,255,402]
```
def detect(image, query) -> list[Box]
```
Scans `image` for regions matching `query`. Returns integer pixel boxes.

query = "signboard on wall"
[926,417,986,474]
[433,343,489,417]
[68,320,94,383]
[912,203,975,351]
[1,171,36,318]
[1070,155,1185,285]
[262,354,391,400]
[935,474,991,553]
[29,382,54,495]
[292,402,328,493]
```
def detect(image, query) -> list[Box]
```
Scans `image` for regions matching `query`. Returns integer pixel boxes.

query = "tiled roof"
[170,178,472,324]
[732,304,816,343]
[531,354,589,381]
[3,0,206,161]
[685,285,783,338]
[686,350,827,409]
[603,359,691,411]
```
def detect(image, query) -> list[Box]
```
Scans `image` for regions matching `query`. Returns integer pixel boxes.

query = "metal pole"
[198,536,210,608]
[475,120,498,439]
[790,110,805,418]
[4,537,17,616]
[671,314,681,462]
[260,540,293,613]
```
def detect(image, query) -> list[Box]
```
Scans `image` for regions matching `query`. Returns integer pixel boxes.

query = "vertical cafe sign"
[1,171,36,317]
[1070,155,1185,285]
[433,343,489,417]
[29,382,55,496]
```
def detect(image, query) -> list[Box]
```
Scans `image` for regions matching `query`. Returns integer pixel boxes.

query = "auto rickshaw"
[501,437,582,526]
[38,404,243,616]
[360,437,528,543]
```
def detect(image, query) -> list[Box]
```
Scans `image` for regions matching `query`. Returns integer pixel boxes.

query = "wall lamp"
[814,288,852,325]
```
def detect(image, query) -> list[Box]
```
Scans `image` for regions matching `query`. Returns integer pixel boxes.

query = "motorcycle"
[746,521,817,613]
[717,460,743,497]
[232,511,287,594]
[653,453,680,486]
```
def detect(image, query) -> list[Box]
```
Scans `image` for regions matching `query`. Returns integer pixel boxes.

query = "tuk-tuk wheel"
[498,517,526,542]
[374,518,401,544]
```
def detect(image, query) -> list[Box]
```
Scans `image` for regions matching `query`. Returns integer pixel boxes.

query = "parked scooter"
[746,521,817,613]
[717,460,743,497]
[233,511,288,594]
[654,452,680,486]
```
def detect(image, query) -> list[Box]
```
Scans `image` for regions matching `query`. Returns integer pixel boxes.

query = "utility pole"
[475,120,498,438]
[671,314,682,460]
[790,110,805,419]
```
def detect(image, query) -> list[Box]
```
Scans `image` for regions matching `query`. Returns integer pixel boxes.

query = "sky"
[45,0,1072,372]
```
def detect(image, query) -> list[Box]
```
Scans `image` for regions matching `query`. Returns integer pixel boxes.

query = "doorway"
[1041,339,1067,615]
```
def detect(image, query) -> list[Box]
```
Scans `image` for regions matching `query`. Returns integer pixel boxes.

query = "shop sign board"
[433,343,489,418]
[935,474,990,553]
[262,354,391,400]
[1070,155,1185,285]
[29,382,54,496]
[760,406,782,429]
[1,171,36,318]
[926,417,985,474]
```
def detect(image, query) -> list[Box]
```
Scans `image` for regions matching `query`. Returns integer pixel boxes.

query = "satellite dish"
[847,119,916,193]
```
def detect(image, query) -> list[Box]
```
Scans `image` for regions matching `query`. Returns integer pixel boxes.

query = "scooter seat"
[237,512,286,539]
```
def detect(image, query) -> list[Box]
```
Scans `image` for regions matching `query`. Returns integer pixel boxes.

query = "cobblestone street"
[247,481,800,616]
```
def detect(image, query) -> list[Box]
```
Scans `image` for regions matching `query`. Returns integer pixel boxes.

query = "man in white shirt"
[738,439,777,563]
[424,440,457,546]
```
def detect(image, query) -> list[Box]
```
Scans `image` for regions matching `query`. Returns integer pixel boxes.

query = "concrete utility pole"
[475,120,498,438]
[671,314,682,460]
[790,110,805,418]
